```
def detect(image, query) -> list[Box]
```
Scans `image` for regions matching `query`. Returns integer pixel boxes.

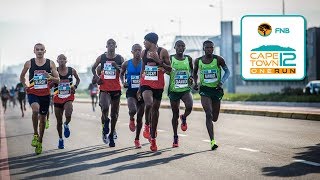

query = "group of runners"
[16,32,229,155]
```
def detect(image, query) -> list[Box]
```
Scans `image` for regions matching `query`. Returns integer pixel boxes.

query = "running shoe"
[113,130,118,139]
[134,139,141,149]
[180,114,187,131]
[35,142,42,155]
[172,136,179,148]
[31,135,39,147]
[109,134,115,147]
[211,139,219,150]
[129,118,136,132]
[45,119,50,129]
[150,138,157,152]
[64,123,70,138]
[58,139,64,149]
[103,118,110,135]
[143,124,150,139]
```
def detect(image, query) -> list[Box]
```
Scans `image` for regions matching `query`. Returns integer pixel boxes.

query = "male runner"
[15,82,27,117]
[140,32,171,151]
[53,54,80,149]
[168,40,193,148]
[120,44,145,148]
[92,39,124,147]
[193,40,230,150]
[20,43,60,155]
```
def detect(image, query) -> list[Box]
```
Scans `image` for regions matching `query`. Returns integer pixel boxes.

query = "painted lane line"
[202,140,211,143]
[293,159,320,166]
[0,104,10,180]
[177,134,188,137]
[157,129,166,132]
[239,148,259,152]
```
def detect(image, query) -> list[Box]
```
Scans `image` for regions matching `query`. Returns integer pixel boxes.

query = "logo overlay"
[241,15,306,80]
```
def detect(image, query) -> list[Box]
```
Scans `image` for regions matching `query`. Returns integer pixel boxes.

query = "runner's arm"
[218,56,230,86]
[160,49,172,72]
[49,60,60,84]
[193,58,200,89]
[20,61,31,88]
[92,56,101,79]
[120,61,128,85]
[72,68,81,89]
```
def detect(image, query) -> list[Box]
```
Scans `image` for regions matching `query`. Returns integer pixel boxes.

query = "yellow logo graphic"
[258,23,272,37]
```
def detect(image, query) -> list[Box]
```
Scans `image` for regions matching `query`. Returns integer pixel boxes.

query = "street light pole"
[170,18,182,36]
[282,0,285,15]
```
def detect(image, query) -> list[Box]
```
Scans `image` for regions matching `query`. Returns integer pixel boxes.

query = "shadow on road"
[1,143,210,179]
[262,143,320,177]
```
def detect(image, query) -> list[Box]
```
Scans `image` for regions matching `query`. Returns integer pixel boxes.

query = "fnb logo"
[275,28,290,33]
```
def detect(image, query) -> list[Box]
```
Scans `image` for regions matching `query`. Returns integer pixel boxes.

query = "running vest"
[169,55,191,92]
[126,59,142,90]
[28,58,51,96]
[199,55,221,88]
[140,47,165,89]
[16,83,26,94]
[53,67,74,103]
[99,53,122,91]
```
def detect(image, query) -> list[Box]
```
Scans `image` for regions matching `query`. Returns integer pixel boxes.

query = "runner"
[193,40,230,150]
[9,86,16,108]
[88,80,98,112]
[1,85,10,113]
[15,82,27,117]
[92,39,124,147]
[53,54,80,149]
[19,43,60,155]
[120,44,145,148]
[140,32,172,151]
[168,40,193,148]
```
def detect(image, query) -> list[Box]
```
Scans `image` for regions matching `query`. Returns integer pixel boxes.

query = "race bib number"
[91,87,98,94]
[131,75,140,89]
[58,80,71,98]
[203,69,218,83]
[19,87,25,93]
[103,62,116,79]
[34,70,48,89]
[144,65,158,81]
[174,71,188,89]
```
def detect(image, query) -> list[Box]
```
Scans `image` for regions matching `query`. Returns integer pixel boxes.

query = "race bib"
[58,80,71,98]
[91,87,98,94]
[34,70,48,89]
[103,62,116,79]
[131,75,140,89]
[19,87,25,93]
[203,69,218,83]
[174,71,188,89]
[144,65,158,81]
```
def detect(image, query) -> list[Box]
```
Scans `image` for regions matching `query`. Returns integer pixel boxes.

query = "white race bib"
[131,75,140,89]
[34,70,48,89]
[58,80,71,98]
[103,62,116,79]
[203,69,218,83]
[144,65,158,81]
[174,71,188,89]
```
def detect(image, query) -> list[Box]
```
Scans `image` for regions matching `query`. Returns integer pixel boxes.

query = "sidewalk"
[75,98,320,121]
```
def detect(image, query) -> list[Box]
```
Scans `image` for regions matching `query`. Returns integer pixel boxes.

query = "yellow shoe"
[31,135,39,147]
[211,139,219,150]
[35,142,42,155]
[45,119,50,129]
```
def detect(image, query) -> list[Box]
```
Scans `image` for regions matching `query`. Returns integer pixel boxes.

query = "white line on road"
[293,159,320,166]
[239,148,259,152]
[202,140,210,143]
[157,129,166,132]
[178,134,188,137]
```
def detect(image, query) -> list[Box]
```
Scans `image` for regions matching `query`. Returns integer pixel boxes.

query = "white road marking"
[178,134,188,137]
[157,129,166,132]
[239,148,259,152]
[293,159,320,166]
[202,140,211,143]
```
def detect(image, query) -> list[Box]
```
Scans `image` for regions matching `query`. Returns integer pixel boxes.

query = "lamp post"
[282,0,285,15]
[209,0,223,22]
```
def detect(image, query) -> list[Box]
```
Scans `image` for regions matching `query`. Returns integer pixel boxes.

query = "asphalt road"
[2,102,320,180]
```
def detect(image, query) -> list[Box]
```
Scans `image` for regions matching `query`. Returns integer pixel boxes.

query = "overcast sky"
[0,0,319,72]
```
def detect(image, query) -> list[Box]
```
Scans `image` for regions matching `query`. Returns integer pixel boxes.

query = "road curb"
[75,100,320,121]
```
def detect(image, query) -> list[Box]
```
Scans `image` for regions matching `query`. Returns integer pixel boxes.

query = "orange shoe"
[134,139,141,148]
[180,115,188,131]
[172,136,179,148]
[150,138,157,151]
[143,124,150,139]
[129,118,136,132]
